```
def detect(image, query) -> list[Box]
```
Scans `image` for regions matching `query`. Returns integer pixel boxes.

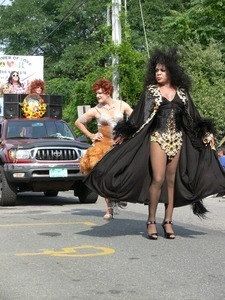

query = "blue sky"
[1,0,12,5]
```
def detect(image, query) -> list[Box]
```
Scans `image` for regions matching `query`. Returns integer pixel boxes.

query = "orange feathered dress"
[80,125,113,174]
[80,107,124,175]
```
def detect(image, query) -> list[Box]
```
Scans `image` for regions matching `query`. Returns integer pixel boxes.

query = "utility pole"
[111,0,121,100]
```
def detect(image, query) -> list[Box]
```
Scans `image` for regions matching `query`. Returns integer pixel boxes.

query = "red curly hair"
[29,79,46,94]
[92,78,113,95]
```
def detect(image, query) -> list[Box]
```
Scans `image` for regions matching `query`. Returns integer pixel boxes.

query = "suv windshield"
[6,120,75,140]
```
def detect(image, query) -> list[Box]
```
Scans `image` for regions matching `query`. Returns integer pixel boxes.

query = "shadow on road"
[15,192,80,206]
[71,209,207,239]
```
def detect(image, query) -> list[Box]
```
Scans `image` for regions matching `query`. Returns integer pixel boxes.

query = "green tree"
[161,0,225,54]
[0,0,111,80]
[125,0,187,50]
[180,41,225,141]
[1,0,225,143]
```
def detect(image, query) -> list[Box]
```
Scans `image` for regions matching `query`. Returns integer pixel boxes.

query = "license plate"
[49,168,68,178]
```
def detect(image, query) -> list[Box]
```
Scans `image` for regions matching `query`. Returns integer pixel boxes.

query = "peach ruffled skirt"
[80,126,113,175]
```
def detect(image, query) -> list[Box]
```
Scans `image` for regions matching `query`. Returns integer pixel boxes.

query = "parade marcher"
[7,71,25,94]
[27,79,46,94]
[75,78,133,220]
[84,46,225,239]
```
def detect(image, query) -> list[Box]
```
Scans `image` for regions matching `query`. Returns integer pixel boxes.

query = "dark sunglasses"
[12,74,19,77]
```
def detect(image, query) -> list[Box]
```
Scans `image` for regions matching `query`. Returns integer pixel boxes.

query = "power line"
[32,0,88,55]
[139,0,149,58]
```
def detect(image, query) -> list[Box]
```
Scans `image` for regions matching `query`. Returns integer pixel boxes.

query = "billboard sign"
[0,55,44,88]
[0,55,44,116]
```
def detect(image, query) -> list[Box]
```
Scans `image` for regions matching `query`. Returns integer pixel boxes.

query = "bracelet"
[78,115,88,124]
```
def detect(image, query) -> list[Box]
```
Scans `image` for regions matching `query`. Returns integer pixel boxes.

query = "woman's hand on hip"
[90,132,103,143]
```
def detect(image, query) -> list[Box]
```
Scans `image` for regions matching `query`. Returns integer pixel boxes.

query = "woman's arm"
[74,108,103,142]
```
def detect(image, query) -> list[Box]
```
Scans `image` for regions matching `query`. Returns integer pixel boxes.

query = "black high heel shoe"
[146,221,158,240]
[162,221,175,239]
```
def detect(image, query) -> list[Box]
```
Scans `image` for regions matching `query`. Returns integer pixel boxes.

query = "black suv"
[0,117,98,205]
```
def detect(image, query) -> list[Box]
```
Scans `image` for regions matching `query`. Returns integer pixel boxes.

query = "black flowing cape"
[84,87,225,213]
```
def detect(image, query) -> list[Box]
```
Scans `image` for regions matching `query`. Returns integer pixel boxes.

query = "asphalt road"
[0,192,224,300]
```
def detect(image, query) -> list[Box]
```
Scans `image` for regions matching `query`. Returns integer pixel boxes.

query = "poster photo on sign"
[0,55,44,93]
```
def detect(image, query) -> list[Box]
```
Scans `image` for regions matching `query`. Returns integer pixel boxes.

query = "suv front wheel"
[0,166,17,206]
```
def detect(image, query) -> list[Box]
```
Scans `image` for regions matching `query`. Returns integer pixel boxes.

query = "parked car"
[0,117,98,205]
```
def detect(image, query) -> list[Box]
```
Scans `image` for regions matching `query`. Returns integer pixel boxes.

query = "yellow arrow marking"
[16,245,115,257]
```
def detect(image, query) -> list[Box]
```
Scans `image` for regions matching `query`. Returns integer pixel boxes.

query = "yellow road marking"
[0,221,96,227]
[16,245,115,257]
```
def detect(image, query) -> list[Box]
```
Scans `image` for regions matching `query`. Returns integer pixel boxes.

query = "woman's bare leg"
[104,198,113,220]
[147,142,167,236]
